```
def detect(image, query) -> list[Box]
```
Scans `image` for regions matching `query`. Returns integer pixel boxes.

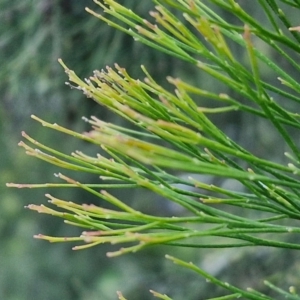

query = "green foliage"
[0,0,172,129]
[7,0,300,299]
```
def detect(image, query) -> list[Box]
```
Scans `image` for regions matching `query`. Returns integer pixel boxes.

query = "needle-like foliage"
[7,0,300,298]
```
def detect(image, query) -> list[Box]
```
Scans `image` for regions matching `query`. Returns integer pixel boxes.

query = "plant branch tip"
[289,26,300,32]
[34,234,44,239]
[82,231,103,236]
[85,7,93,13]
[6,183,17,187]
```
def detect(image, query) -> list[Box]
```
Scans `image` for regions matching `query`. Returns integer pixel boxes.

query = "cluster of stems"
[7,0,300,299]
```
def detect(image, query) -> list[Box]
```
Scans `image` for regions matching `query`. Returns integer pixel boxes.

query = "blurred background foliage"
[1,1,299,299]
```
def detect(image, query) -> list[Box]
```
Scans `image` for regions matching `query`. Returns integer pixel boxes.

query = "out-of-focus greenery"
[3,1,300,300]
